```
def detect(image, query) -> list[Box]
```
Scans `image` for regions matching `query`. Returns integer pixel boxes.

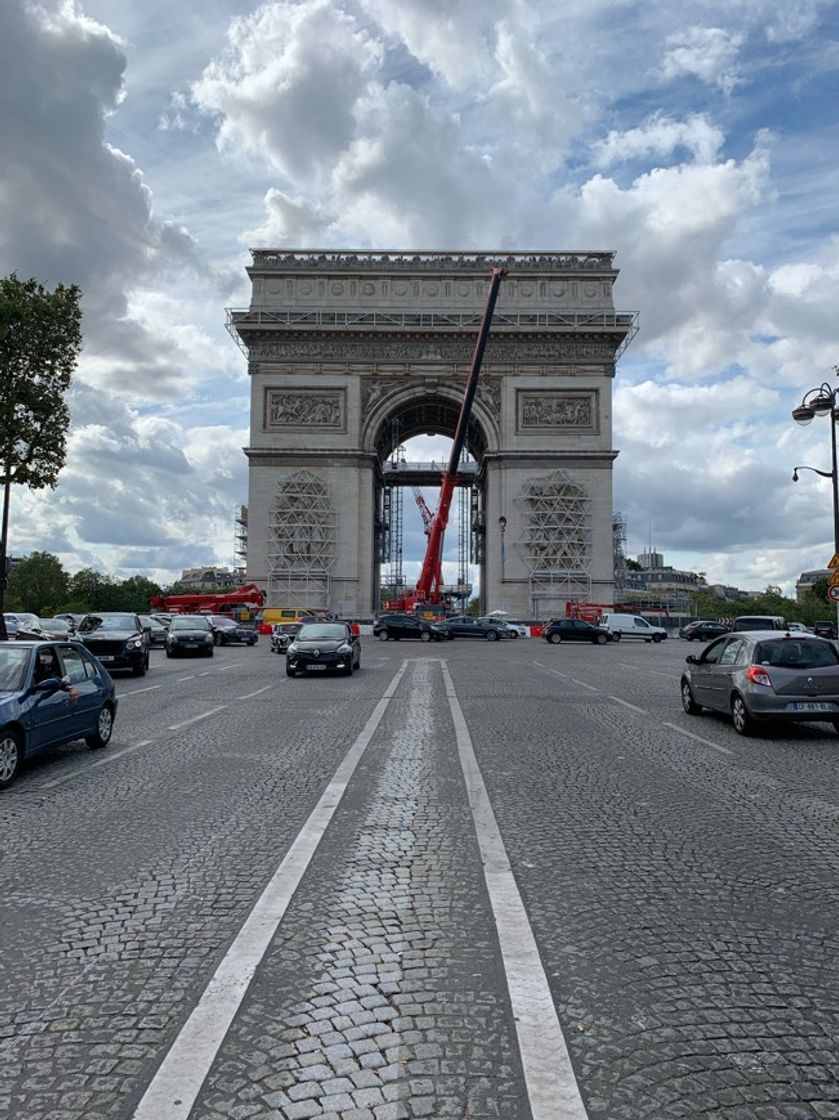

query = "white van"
[600,613,667,642]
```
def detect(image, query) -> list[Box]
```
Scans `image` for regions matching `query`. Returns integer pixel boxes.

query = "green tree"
[114,575,163,613]
[5,551,68,616]
[66,568,119,612]
[0,274,82,638]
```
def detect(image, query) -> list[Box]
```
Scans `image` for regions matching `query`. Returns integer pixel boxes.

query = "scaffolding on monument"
[234,504,248,569]
[267,470,337,607]
[613,510,628,591]
[515,470,593,619]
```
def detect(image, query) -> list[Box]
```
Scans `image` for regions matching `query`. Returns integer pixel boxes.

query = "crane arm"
[412,486,435,535]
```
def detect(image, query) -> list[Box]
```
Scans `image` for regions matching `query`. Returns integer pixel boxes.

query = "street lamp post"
[792,376,839,632]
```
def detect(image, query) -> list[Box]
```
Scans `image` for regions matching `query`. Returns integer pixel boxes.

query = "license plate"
[185,643,198,648]
[790,702,834,712]
[99,655,114,663]
[306,664,327,671]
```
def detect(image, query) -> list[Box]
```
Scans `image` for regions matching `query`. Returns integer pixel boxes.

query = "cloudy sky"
[3,0,839,595]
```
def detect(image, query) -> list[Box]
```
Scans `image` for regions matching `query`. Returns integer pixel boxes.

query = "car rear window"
[753,639,839,668]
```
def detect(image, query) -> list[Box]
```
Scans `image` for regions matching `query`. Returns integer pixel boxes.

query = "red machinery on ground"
[386,267,506,613]
[565,601,670,624]
[149,583,265,615]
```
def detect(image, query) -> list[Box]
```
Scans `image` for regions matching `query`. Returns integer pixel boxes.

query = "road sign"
[830,571,839,586]
[829,553,839,569]
[829,585,839,602]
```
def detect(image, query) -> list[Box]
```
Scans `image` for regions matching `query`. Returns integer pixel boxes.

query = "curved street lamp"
[791,380,839,556]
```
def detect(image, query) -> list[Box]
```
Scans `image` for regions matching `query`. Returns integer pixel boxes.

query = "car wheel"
[355,654,361,672]
[286,666,296,678]
[510,631,518,639]
[548,632,561,644]
[378,630,389,642]
[132,659,146,677]
[596,633,608,645]
[611,632,621,642]
[681,679,701,715]
[214,632,223,646]
[653,634,663,643]
[486,629,498,641]
[0,728,23,791]
[86,704,115,749]
[731,694,756,736]
[831,719,839,736]
[420,631,432,643]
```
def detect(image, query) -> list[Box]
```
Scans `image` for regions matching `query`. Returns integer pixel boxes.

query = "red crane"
[387,267,506,612]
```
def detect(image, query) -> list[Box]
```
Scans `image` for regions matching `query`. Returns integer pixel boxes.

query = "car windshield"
[0,647,30,691]
[172,617,211,631]
[297,624,348,641]
[37,620,68,633]
[754,639,839,669]
[138,616,160,628]
[79,614,136,632]
[211,617,236,627]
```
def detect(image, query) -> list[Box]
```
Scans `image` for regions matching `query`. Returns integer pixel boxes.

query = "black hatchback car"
[209,615,258,646]
[286,622,361,677]
[813,620,837,639]
[679,620,731,642]
[443,616,509,640]
[77,613,150,675]
[373,613,449,642]
[543,619,611,645]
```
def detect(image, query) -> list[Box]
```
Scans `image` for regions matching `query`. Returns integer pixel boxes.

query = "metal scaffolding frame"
[267,470,337,607]
[515,470,592,618]
[234,505,248,569]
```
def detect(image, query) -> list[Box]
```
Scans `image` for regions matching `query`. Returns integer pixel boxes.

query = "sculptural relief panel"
[249,337,617,364]
[263,388,346,431]
[517,391,598,433]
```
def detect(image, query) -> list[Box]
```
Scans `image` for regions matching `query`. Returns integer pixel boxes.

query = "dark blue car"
[0,641,118,791]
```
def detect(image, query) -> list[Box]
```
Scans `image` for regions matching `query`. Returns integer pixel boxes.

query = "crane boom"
[415,267,506,604]
[412,486,435,535]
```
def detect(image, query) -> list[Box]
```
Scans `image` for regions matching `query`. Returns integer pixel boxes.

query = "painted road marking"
[662,721,733,755]
[442,662,588,1120]
[41,740,154,788]
[132,661,409,1120]
[118,685,162,699]
[608,695,647,714]
[167,706,227,731]
[237,684,273,701]
[571,678,598,691]
[216,664,237,672]
[531,659,567,679]
[178,675,196,682]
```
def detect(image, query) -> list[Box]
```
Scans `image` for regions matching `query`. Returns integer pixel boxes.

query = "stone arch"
[362,384,499,462]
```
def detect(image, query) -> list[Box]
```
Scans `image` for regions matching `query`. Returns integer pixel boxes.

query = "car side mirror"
[685,655,697,665]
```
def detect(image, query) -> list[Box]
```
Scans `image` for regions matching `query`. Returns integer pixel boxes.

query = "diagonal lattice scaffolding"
[268,470,337,607]
[515,470,592,617]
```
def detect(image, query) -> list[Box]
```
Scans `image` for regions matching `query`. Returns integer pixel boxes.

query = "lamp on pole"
[792,375,839,631]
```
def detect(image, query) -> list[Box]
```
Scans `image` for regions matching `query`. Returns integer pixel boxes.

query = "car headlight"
[337,643,352,653]
[287,642,298,653]
[127,638,143,649]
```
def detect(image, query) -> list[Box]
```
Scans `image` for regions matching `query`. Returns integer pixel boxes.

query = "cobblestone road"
[1,638,838,1119]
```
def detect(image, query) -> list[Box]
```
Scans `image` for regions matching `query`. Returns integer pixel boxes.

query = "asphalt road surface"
[1,637,838,1120]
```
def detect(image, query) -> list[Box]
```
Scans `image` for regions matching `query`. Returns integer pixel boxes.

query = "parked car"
[76,613,150,675]
[0,640,118,790]
[36,618,72,640]
[53,612,85,633]
[209,615,258,646]
[3,613,48,640]
[680,630,839,736]
[479,617,526,638]
[600,613,667,642]
[286,622,361,677]
[503,619,529,638]
[730,615,787,632]
[543,618,612,645]
[812,620,837,639]
[271,622,301,653]
[151,614,173,629]
[786,622,812,634]
[138,615,168,647]
[165,615,215,658]
[443,616,509,640]
[373,613,449,642]
[679,620,731,642]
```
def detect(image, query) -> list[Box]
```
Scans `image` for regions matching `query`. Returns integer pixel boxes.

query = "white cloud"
[593,113,725,167]
[661,26,744,93]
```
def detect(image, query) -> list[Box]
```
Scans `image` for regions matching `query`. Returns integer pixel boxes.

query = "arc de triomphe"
[228,251,637,619]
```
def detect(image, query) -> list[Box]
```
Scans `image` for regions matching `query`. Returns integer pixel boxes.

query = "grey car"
[680,630,839,736]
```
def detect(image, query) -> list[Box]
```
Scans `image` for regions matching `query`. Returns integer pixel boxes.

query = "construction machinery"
[149,583,265,615]
[385,267,506,613]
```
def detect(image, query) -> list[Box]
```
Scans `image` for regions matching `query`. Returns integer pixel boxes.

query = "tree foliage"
[5,551,69,616]
[0,274,82,490]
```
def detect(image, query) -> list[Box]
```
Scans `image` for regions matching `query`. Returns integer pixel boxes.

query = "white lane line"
[41,740,154,788]
[531,659,567,679]
[238,684,273,701]
[608,695,647,714]
[216,665,237,672]
[132,660,409,1120]
[118,685,162,699]
[167,706,227,731]
[571,678,598,692]
[199,671,212,677]
[442,662,588,1120]
[178,676,196,682]
[661,721,733,756]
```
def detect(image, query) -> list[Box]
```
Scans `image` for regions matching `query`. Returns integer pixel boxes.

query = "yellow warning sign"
[829,570,839,586]
[829,553,839,569]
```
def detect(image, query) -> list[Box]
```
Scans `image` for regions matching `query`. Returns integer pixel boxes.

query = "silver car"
[681,630,839,736]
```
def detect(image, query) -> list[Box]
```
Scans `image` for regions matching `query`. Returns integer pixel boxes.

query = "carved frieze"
[263,388,346,431]
[362,377,404,412]
[476,376,501,416]
[247,337,617,364]
[250,250,616,272]
[517,391,598,433]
